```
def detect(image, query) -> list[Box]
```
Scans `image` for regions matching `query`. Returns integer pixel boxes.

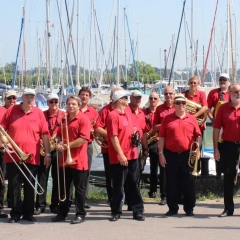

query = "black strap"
[145,108,153,127]
[218,88,224,101]
[47,110,60,135]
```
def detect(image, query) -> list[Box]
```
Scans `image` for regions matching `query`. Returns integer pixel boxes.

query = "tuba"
[40,134,57,156]
[188,141,200,176]
[147,130,159,145]
[185,99,207,125]
[92,132,108,148]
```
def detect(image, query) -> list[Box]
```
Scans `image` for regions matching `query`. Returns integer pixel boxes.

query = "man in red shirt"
[107,89,145,221]
[159,94,201,217]
[207,73,230,177]
[52,95,90,224]
[182,75,208,133]
[213,83,240,217]
[78,87,98,209]
[94,86,123,204]
[0,105,7,218]
[34,93,64,215]
[1,88,51,223]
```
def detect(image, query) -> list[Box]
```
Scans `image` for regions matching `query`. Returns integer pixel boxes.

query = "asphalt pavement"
[1,198,240,240]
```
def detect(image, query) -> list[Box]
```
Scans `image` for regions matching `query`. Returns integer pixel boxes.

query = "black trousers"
[164,149,196,213]
[148,141,166,199]
[0,151,5,210]
[216,142,224,176]
[102,153,112,203]
[6,162,38,218]
[35,151,59,210]
[58,167,88,217]
[222,141,240,213]
[111,159,144,216]
[85,143,93,199]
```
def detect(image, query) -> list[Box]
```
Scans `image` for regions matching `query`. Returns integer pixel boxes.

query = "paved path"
[1,198,240,240]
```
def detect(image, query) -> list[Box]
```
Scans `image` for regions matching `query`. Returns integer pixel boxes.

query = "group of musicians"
[0,72,239,223]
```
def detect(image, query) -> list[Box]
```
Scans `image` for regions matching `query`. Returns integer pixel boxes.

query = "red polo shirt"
[94,103,114,153]
[80,105,98,143]
[142,108,155,132]
[182,89,207,131]
[43,109,65,137]
[213,102,240,142]
[0,106,6,121]
[153,102,175,126]
[107,109,138,164]
[57,111,90,170]
[1,104,49,165]
[126,105,146,138]
[207,88,230,116]
[159,112,201,152]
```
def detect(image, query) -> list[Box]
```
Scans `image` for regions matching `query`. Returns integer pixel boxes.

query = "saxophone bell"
[188,141,200,176]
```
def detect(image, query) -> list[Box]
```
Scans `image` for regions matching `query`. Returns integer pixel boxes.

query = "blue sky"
[0,0,238,72]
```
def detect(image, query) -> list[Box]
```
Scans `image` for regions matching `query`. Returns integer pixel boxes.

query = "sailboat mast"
[229,4,235,82]
[227,0,230,76]
[76,0,80,87]
[116,0,120,86]
[191,0,194,76]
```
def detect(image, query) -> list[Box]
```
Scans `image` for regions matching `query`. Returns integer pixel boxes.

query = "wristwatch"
[46,153,51,157]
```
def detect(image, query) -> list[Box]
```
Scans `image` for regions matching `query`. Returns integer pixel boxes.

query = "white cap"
[5,90,17,98]
[112,90,131,102]
[219,73,229,79]
[47,93,59,100]
[23,88,36,95]
[131,90,142,97]
[174,94,186,102]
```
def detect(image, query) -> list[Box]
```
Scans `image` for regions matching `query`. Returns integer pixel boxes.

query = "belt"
[165,148,190,154]
[224,141,240,144]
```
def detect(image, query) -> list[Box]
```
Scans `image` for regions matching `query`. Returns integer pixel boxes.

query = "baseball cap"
[219,73,229,79]
[131,90,142,97]
[112,90,131,102]
[174,94,186,102]
[22,88,36,95]
[47,93,59,101]
[5,90,17,98]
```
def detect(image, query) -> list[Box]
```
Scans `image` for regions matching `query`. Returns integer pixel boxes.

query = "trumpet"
[188,141,200,176]
[57,112,76,202]
[0,125,44,195]
[40,134,57,156]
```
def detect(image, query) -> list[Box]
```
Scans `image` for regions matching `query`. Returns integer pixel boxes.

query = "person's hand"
[159,153,166,167]
[214,148,220,161]
[56,141,66,152]
[44,155,51,168]
[119,154,128,166]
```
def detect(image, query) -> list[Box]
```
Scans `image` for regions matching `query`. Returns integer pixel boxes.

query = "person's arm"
[213,128,220,161]
[95,127,107,138]
[194,105,208,118]
[152,124,160,132]
[158,137,166,167]
[41,134,51,168]
[110,135,128,166]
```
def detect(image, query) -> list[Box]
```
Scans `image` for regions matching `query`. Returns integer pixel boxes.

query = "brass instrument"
[147,130,159,145]
[0,125,44,195]
[185,99,207,125]
[234,151,240,185]
[188,141,200,176]
[40,134,57,156]
[0,167,4,185]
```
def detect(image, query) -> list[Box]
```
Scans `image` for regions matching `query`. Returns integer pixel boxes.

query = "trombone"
[56,112,76,202]
[0,125,44,195]
[0,167,4,186]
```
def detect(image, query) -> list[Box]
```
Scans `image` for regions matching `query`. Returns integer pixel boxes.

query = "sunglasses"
[175,101,186,105]
[231,90,240,94]
[7,96,17,100]
[120,96,128,100]
[219,78,227,82]
[49,100,59,104]
[164,92,173,95]
[189,82,198,85]
[149,97,158,100]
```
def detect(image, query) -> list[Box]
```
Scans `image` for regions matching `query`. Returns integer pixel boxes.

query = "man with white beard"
[213,83,240,217]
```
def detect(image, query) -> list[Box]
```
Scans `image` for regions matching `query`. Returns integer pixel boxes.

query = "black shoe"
[109,214,121,222]
[51,214,66,222]
[0,211,8,218]
[9,217,19,223]
[71,215,84,224]
[34,208,45,215]
[219,210,233,217]
[133,213,145,221]
[84,203,91,209]
[22,216,36,222]
[185,211,194,216]
[159,198,167,205]
[50,207,59,214]
[148,192,157,198]
[165,210,178,216]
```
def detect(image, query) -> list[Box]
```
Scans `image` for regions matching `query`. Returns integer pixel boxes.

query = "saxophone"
[188,141,200,176]
[40,134,57,156]
[147,130,159,145]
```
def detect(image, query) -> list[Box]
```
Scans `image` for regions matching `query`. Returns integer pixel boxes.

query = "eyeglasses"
[230,90,240,94]
[175,101,186,105]
[164,92,173,95]
[49,100,59,104]
[7,96,17,100]
[149,97,158,100]
[189,82,198,85]
[219,78,227,82]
